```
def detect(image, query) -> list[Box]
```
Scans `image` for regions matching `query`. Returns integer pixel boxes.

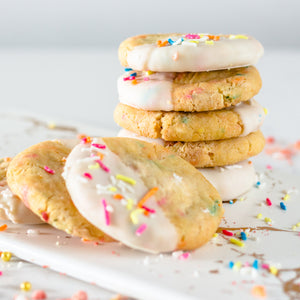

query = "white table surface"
[0,47,299,300]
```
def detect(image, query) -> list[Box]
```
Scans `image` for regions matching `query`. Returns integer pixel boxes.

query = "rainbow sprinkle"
[230,238,245,247]
[116,174,136,185]
[83,173,93,180]
[266,198,272,206]
[280,202,287,210]
[44,165,55,174]
[137,187,159,208]
[96,159,110,173]
[136,223,147,236]
[102,199,110,226]
[91,143,106,149]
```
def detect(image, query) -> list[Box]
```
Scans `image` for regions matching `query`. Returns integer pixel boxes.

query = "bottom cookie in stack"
[118,129,265,200]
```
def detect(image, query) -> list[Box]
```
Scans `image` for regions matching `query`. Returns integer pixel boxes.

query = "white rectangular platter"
[0,112,299,300]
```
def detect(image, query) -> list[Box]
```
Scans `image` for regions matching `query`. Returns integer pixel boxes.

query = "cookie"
[64,137,223,253]
[6,140,114,242]
[199,160,256,201]
[119,33,264,72]
[118,129,265,167]
[114,100,266,142]
[0,157,42,224]
[118,66,262,112]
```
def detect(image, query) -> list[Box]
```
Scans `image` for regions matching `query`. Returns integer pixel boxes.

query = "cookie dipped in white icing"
[118,130,257,200]
[64,137,223,253]
[119,34,264,72]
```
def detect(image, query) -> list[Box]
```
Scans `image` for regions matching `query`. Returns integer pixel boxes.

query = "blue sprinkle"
[253,259,259,269]
[280,202,287,210]
[229,200,233,204]
[130,72,137,77]
[240,232,247,241]
[168,38,174,45]
[124,67,133,72]
[255,181,261,188]
[229,261,234,269]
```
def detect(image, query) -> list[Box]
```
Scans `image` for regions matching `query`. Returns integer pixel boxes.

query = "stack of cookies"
[115,33,266,201]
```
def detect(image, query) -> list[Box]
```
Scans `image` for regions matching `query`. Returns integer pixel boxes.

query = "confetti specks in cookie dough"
[43,166,55,174]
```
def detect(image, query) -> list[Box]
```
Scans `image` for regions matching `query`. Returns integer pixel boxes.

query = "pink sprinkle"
[262,263,270,270]
[71,290,88,300]
[266,164,273,170]
[244,262,250,267]
[102,199,110,226]
[142,206,156,214]
[185,34,200,39]
[44,166,55,174]
[179,252,190,260]
[31,290,47,300]
[266,198,272,206]
[129,76,136,80]
[41,212,49,222]
[222,229,234,236]
[144,77,150,81]
[95,159,110,173]
[0,271,2,276]
[123,76,130,81]
[83,173,93,180]
[136,223,147,236]
[91,143,106,149]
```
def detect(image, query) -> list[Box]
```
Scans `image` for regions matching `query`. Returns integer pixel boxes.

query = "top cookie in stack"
[115,33,266,200]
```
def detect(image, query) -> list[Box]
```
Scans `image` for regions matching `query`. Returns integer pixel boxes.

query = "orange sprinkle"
[157,40,169,47]
[251,285,266,298]
[137,187,159,208]
[131,79,138,85]
[248,161,253,164]
[4,157,11,162]
[233,77,245,83]
[0,224,7,231]
[96,152,104,160]
[113,194,123,200]
[208,35,220,41]
[143,210,150,216]
[77,133,86,139]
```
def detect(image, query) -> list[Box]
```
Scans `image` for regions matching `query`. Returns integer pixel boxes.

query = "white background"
[0,0,299,136]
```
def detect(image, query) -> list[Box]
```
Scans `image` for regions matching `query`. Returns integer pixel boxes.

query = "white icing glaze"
[117,129,165,146]
[118,72,174,111]
[127,36,264,72]
[233,99,266,136]
[0,182,43,224]
[198,161,256,201]
[64,138,178,253]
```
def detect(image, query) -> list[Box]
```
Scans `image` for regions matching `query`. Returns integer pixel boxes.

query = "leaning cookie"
[114,100,266,142]
[118,129,265,167]
[6,140,114,242]
[0,157,43,224]
[118,66,262,112]
[119,33,264,72]
[64,137,223,253]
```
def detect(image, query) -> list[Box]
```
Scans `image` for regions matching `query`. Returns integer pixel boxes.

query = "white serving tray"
[0,112,299,300]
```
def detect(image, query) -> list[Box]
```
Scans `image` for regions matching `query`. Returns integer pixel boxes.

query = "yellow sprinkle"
[1,251,12,262]
[213,233,218,238]
[234,261,242,269]
[130,208,144,224]
[269,266,278,276]
[239,197,244,201]
[283,194,290,201]
[292,225,297,231]
[190,40,199,44]
[205,40,214,45]
[230,238,245,247]
[264,217,272,223]
[263,108,268,115]
[20,281,31,291]
[126,198,134,210]
[230,34,248,40]
[88,163,99,170]
[109,187,117,192]
[47,122,56,129]
[296,222,300,227]
[257,213,263,219]
[146,70,154,76]
[116,174,136,185]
